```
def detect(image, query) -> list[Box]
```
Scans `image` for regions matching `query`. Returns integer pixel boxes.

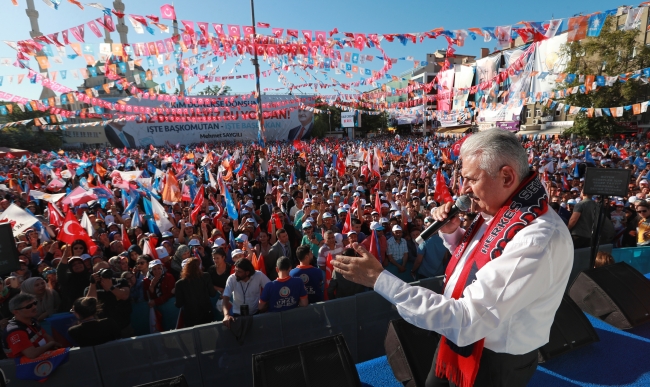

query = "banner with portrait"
[530,34,568,99]
[63,95,315,147]
[474,54,501,109]
[452,65,476,112]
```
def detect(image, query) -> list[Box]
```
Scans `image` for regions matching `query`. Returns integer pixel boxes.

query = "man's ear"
[501,165,517,189]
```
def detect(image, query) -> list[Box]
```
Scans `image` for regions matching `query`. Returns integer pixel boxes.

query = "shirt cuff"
[439,227,464,251]
[373,270,408,303]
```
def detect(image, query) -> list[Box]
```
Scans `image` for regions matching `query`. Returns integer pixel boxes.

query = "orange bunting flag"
[252,252,266,275]
[67,0,84,9]
[161,170,182,204]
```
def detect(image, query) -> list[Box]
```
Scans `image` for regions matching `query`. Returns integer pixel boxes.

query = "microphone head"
[455,195,472,212]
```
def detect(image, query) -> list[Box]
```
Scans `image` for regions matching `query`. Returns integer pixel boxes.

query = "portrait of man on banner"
[287,108,314,141]
[104,121,136,148]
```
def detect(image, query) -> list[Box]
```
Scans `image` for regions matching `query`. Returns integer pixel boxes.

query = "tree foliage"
[560,17,650,138]
[0,102,63,152]
[197,85,231,95]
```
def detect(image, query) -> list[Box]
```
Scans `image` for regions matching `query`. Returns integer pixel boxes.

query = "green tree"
[198,85,231,95]
[559,17,650,138]
[0,102,63,152]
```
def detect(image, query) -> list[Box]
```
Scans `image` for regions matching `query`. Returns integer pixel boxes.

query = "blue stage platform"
[356,274,650,387]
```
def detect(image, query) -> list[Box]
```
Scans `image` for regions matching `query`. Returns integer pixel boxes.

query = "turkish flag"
[190,185,205,224]
[341,209,352,234]
[47,202,64,227]
[58,211,96,253]
[121,224,131,250]
[160,4,176,20]
[324,253,333,300]
[434,170,453,204]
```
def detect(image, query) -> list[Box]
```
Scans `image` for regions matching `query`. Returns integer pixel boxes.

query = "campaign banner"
[393,106,423,125]
[495,121,520,131]
[452,65,476,112]
[502,45,536,108]
[341,111,356,127]
[475,54,501,107]
[530,34,568,99]
[477,104,523,123]
[437,69,455,112]
[65,95,315,147]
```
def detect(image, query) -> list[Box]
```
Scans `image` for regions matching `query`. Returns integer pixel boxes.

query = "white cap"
[212,238,226,247]
[149,259,163,267]
[231,249,245,257]
[105,215,115,224]
[302,221,313,229]
[323,212,333,219]
[392,225,403,232]
[188,239,201,246]
[380,217,389,223]
[155,247,169,259]
[235,234,248,242]
[185,222,194,228]
[394,211,402,216]
[370,222,384,231]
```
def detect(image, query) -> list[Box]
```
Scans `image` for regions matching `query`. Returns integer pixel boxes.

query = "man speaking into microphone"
[332,129,573,387]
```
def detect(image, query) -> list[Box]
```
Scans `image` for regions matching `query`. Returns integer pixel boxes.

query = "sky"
[0,0,624,101]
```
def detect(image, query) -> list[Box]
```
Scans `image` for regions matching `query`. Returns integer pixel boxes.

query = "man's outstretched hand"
[332,242,384,288]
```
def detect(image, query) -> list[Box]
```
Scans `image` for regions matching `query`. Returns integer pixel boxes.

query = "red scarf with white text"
[435,172,548,387]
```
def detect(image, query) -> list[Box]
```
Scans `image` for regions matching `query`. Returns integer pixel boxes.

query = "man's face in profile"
[298,109,313,126]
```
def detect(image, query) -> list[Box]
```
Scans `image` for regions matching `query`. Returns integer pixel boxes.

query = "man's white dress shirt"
[374,209,573,354]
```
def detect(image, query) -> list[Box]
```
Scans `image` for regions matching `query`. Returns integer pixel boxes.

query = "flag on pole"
[190,185,205,224]
[434,170,453,204]
[121,224,131,250]
[0,204,39,236]
[57,211,96,253]
[324,252,334,300]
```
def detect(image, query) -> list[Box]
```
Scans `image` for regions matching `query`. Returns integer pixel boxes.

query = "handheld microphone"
[415,195,471,245]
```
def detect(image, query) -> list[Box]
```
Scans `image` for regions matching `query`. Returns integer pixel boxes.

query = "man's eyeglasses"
[15,301,38,310]
[639,209,649,213]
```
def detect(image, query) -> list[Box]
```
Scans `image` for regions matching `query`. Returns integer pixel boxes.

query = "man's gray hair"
[460,129,529,181]
[9,293,36,312]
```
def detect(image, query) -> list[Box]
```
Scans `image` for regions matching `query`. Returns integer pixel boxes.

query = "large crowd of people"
[0,130,646,359]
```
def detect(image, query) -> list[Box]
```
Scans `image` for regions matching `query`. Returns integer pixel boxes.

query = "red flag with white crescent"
[324,253,333,300]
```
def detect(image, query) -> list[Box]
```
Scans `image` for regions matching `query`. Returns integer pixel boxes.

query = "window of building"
[555,109,561,116]
[526,110,532,118]
[536,109,542,117]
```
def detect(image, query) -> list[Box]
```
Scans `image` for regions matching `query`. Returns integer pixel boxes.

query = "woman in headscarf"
[20,277,61,320]
[169,245,191,281]
[126,245,143,270]
[108,257,124,276]
[56,245,91,311]
[175,258,216,328]
[142,259,176,332]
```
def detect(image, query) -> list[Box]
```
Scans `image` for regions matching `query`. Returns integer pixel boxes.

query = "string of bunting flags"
[3,1,650,136]
[545,98,650,118]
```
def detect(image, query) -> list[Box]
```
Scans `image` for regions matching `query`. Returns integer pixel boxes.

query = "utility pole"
[250,0,266,145]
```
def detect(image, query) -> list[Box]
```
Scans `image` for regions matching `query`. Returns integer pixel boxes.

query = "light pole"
[328,110,331,132]
[250,0,266,145]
